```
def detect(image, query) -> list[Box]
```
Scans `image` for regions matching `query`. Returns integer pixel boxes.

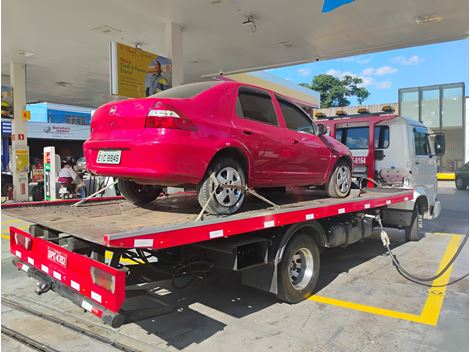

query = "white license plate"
[96,150,121,164]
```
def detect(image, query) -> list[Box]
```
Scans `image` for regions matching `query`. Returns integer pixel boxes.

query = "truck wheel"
[405,206,422,242]
[118,179,162,204]
[325,161,351,198]
[277,234,320,303]
[455,176,467,190]
[197,157,246,215]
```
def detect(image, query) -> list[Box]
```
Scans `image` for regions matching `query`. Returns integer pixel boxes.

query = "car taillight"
[146,102,184,129]
[90,266,116,293]
[14,233,32,250]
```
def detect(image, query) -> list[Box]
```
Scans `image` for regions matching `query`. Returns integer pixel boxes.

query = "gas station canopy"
[2,0,468,107]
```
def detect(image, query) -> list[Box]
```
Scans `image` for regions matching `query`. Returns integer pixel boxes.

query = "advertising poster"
[110,42,172,98]
[15,147,29,173]
[1,86,14,119]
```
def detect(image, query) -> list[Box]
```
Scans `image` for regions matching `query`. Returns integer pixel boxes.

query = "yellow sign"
[15,148,29,173]
[22,110,31,120]
[110,42,172,98]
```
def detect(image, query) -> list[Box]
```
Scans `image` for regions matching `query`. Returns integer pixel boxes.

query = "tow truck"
[5,108,444,328]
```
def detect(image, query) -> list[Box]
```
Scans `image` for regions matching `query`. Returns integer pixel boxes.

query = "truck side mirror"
[316,123,327,136]
[433,133,445,156]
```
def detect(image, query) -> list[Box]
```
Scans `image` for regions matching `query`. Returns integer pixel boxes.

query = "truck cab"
[318,109,445,239]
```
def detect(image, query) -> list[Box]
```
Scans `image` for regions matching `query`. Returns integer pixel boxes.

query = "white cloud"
[360,77,374,88]
[296,68,312,77]
[325,69,374,87]
[376,80,392,89]
[338,56,371,64]
[393,55,424,65]
[362,66,398,76]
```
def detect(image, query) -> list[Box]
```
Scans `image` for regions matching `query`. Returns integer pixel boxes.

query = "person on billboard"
[146,61,169,96]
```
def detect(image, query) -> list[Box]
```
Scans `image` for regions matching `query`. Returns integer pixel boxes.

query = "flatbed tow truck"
[5,186,413,328]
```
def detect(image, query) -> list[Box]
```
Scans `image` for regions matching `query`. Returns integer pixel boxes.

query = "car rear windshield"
[149,81,220,98]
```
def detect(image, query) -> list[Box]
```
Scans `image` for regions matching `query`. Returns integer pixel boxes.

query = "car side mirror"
[433,133,445,156]
[316,123,327,136]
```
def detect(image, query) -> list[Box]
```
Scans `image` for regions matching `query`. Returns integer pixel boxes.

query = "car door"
[231,86,290,186]
[411,125,437,202]
[276,96,332,184]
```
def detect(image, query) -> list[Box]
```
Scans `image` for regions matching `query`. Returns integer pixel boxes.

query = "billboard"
[27,122,90,140]
[110,42,172,98]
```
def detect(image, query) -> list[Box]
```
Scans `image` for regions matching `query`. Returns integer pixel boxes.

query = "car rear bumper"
[84,135,211,186]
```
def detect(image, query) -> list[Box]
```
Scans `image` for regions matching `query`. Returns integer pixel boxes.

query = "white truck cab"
[319,111,445,240]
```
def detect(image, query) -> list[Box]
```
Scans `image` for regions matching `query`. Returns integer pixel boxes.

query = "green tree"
[300,74,370,108]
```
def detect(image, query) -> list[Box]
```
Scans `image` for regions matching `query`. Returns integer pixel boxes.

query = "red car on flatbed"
[84,81,352,215]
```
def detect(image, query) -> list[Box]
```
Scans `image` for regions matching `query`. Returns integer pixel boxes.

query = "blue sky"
[267,39,469,105]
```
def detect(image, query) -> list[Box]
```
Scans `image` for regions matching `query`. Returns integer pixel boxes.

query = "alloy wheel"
[336,165,351,194]
[214,166,243,207]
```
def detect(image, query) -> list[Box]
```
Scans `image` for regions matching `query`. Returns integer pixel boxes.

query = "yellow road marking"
[419,234,461,326]
[309,233,462,326]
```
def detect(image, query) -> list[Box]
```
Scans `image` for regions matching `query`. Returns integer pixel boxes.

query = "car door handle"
[292,139,299,144]
[415,161,420,165]
[242,130,253,135]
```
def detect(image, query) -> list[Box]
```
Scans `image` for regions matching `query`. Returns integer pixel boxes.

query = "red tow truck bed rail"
[5,188,412,249]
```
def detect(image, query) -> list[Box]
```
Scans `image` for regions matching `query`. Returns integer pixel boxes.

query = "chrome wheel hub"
[214,167,243,207]
[289,247,314,290]
[336,165,351,194]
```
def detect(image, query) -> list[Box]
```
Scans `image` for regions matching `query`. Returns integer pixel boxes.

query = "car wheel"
[405,205,423,242]
[197,157,246,215]
[455,176,467,190]
[276,234,320,303]
[118,179,162,204]
[325,160,352,198]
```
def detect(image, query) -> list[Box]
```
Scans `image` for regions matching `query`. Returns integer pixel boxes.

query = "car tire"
[405,205,422,242]
[118,179,162,204]
[455,176,467,190]
[276,234,320,304]
[197,157,246,215]
[325,160,352,198]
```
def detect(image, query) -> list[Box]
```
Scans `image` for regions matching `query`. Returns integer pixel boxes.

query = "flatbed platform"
[3,187,412,250]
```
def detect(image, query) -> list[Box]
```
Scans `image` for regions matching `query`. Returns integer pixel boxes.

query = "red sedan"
[84,81,352,215]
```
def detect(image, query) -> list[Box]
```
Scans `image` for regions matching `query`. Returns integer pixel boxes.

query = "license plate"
[47,247,68,268]
[97,150,121,164]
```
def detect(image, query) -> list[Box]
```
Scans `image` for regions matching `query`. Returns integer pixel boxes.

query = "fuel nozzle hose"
[376,216,469,288]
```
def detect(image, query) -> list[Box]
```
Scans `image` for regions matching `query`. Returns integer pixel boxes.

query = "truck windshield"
[335,126,389,149]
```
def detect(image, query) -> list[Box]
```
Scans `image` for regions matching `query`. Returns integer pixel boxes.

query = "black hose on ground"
[386,231,469,288]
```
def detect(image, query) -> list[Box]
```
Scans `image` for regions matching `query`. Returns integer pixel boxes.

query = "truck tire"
[197,157,246,215]
[118,179,162,204]
[276,234,320,303]
[455,176,467,190]
[325,160,352,198]
[405,206,422,242]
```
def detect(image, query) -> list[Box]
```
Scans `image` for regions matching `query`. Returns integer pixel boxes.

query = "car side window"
[277,97,314,134]
[413,127,431,156]
[236,87,278,126]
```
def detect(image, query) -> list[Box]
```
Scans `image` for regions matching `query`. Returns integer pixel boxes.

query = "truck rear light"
[146,102,184,129]
[14,233,32,250]
[90,266,116,293]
